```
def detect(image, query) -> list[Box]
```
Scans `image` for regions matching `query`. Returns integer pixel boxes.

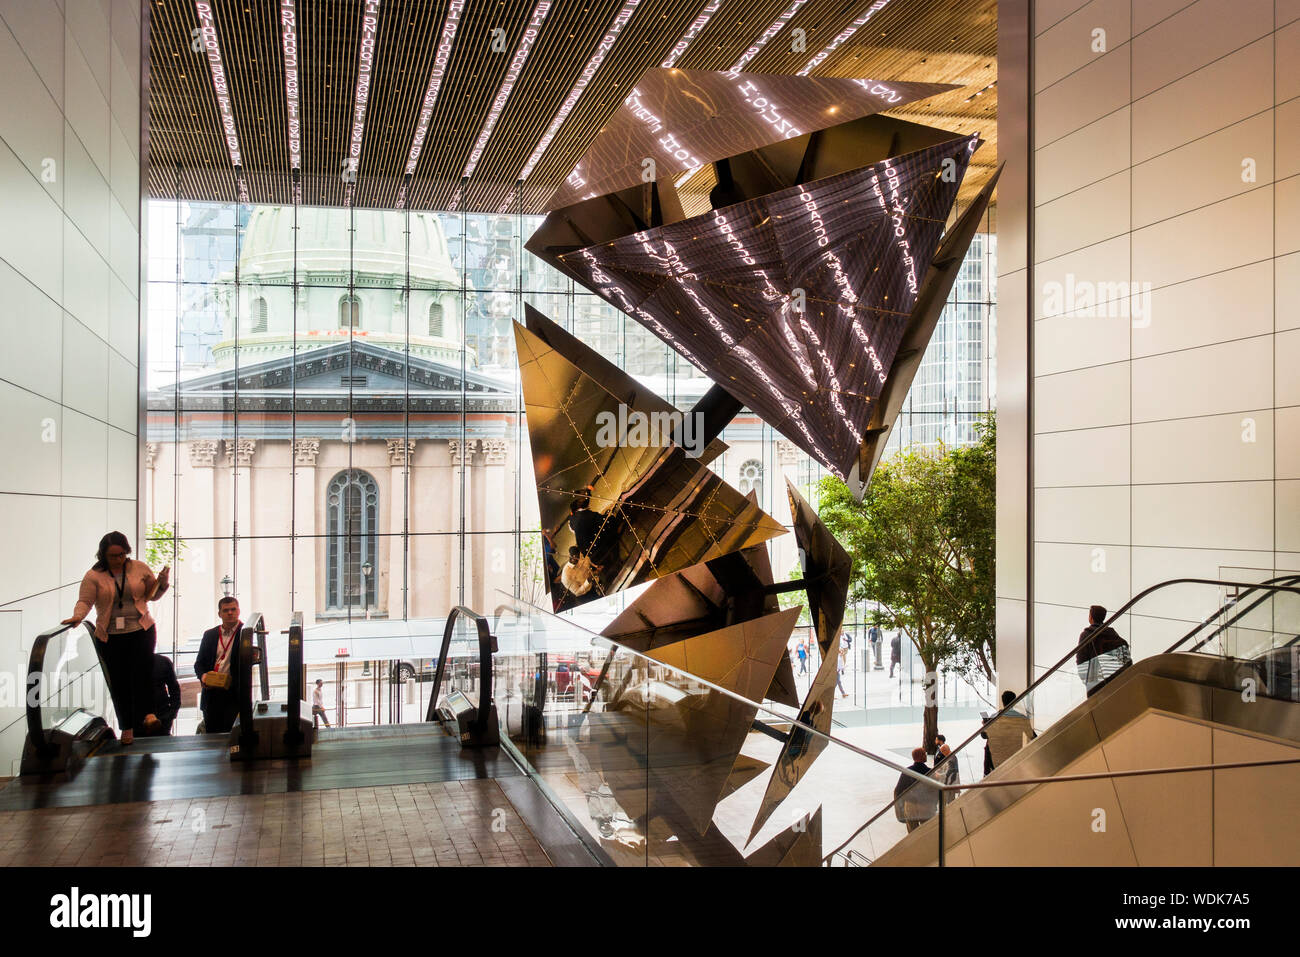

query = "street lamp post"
[361,560,373,621]
[221,574,233,597]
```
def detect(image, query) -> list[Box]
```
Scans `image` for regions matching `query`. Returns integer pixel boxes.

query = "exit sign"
[335,647,349,658]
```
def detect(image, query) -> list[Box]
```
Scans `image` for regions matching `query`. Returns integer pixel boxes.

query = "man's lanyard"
[216,623,239,667]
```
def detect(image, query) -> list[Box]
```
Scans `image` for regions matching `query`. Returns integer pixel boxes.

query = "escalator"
[15,609,311,775]
[836,576,1300,866]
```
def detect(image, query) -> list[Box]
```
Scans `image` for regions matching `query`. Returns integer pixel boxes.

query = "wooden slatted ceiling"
[147,0,999,212]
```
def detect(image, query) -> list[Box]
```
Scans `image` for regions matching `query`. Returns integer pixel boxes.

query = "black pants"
[202,689,239,735]
[100,626,156,734]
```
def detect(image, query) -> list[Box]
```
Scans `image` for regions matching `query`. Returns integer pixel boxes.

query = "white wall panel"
[1131,261,1273,358]
[1035,0,1131,93]
[1131,335,1272,423]
[1130,38,1273,163]
[1130,0,1273,99]
[1034,108,1131,204]
[1131,188,1274,291]
[1131,114,1272,228]
[1034,425,1130,487]
[1132,481,1273,550]
[0,258,63,401]
[1131,410,1274,484]
[1034,42,1130,146]
[1034,541,1132,609]
[1034,170,1130,262]
[1035,485,1131,544]
[1035,362,1130,432]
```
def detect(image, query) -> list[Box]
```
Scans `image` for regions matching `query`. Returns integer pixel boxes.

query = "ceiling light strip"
[344,0,383,206]
[457,0,554,195]
[193,0,247,201]
[661,0,722,68]
[496,0,640,212]
[728,0,807,75]
[518,0,640,183]
[397,0,466,208]
[279,0,302,173]
[796,0,895,76]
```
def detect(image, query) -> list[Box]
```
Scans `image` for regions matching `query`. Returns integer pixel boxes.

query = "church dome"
[236,207,458,289]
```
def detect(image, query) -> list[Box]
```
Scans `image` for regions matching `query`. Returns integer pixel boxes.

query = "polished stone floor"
[0,779,551,867]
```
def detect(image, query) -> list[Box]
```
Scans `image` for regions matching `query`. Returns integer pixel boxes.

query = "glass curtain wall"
[144,186,995,697]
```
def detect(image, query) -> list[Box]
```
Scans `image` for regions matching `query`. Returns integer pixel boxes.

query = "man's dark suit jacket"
[150,654,182,734]
[194,623,242,711]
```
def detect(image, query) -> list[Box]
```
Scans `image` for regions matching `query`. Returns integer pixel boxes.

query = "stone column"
[481,438,508,602]
[448,439,476,610]
[293,439,320,625]
[144,443,158,528]
[226,439,256,601]
[386,439,414,619]
[187,440,218,637]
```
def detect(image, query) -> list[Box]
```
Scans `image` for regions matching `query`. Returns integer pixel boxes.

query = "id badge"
[115,617,125,630]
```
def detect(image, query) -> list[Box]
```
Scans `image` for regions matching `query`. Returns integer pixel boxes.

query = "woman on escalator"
[62,531,170,745]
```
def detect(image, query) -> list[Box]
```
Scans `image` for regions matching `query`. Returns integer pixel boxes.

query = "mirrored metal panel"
[605,607,801,835]
[515,318,786,611]
[547,68,954,211]
[745,805,823,866]
[560,136,980,491]
[748,631,842,842]
[786,479,851,657]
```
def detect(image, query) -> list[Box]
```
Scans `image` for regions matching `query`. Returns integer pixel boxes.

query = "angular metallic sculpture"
[606,607,801,835]
[748,632,842,843]
[558,135,979,496]
[857,165,1003,480]
[745,805,824,867]
[514,317,785,610]
[547,68,954,212]
[600,512,799,707]
[786,479,852,657]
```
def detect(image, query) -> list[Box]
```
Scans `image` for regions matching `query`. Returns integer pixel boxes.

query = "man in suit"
[141,653,182,736]
[194,596,243,734]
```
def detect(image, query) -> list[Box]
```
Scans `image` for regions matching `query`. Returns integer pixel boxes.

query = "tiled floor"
[0,780,552,867]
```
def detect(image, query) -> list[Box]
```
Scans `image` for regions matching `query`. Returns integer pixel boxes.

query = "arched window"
[428,301,444,337]
[738,459,763,500]
[250,297,268,333]
[326,470,379,611]
[339,294,361,330]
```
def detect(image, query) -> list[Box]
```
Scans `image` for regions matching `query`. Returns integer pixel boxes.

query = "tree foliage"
[816,414,996,746]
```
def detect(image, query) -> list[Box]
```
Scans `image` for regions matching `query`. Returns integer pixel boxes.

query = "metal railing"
[823,576,1300,864]
[426,605,497,739]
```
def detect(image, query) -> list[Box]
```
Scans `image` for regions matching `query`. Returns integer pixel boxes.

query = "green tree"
[518,531,546,607]
[817,414,996,752]
[144,521,186,570]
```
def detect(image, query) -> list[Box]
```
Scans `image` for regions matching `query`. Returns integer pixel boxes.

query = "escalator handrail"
[822,575,1300,863]
[284,611,304,750]
[1172,573,1300,655]
[236,613,265,754]
[24,621,96,758]
[426,606,495,736]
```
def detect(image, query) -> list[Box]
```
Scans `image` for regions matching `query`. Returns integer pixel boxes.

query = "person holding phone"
[63,531,170,745]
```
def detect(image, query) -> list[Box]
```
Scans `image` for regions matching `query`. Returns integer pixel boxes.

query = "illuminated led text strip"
[796,0,895,76]
[398,0,466,207]
[661,0,722,67]
[460,0,553,184]
[728,0,807,75]
[194,1,247,201]
[279,0,302,173]
[344,0,382,205]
